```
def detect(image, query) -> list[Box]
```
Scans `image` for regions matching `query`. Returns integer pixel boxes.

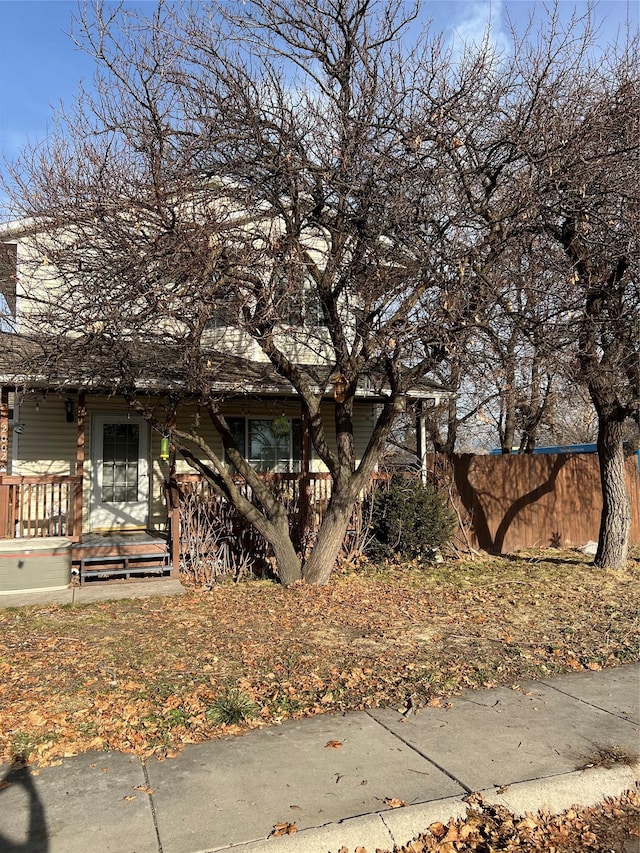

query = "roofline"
[0,374,452,404]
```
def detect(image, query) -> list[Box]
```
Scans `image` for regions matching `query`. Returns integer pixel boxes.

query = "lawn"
[1,549,638,767]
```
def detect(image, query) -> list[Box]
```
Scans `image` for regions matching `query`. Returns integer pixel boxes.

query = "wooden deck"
[72,531,172,584]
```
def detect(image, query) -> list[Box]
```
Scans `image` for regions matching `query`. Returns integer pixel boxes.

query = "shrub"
[367,474,456,559]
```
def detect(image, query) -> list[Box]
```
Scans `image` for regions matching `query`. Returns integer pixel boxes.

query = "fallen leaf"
[383,796,406,808]
[444,824,461,842]
[516,814,539,830]
[428,821,446,838]
[325,740,343,749]
[272,821,297,837]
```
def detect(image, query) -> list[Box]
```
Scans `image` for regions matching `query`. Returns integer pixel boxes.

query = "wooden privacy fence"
[0,475,83,541]
[441,452,640,553]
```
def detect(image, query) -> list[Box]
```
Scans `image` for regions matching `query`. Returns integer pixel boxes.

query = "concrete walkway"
[0,578,186,608]
[0,662,638,853]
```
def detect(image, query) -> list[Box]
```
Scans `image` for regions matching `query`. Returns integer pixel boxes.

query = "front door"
[91,415,149,530]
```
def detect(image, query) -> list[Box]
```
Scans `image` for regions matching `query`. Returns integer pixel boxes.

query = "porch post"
[74,391,86,540]
[298,403,311,547]
[169,490,180,580]
[167,410,180,579]
[76,391,86,477]
[0,386,9,474]
[0,387,8,537]
[417,402,427,485]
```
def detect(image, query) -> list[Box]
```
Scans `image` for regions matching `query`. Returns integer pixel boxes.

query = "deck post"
[167,480,180,579]
[0,388,9,538]
[166,411,180,578]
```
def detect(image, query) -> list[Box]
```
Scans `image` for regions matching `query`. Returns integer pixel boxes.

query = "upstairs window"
[273,271,325,327]
[0,244,17,330]
[203,306,235,330]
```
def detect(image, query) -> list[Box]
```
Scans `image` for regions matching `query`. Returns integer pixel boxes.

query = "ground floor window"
[227,416,302,473]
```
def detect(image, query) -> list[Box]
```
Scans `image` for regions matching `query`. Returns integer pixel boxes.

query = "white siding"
[13,396,78,476]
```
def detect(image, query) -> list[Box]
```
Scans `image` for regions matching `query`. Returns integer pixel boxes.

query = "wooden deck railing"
[0,475,83,541]
[166,471,386,580]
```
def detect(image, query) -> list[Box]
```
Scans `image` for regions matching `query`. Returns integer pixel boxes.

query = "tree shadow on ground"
[497,552,591,567]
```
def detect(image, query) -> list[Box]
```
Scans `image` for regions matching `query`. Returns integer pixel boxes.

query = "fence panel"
[449,453,640,553]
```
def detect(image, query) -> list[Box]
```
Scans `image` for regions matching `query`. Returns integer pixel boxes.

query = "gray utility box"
[0,537,72,593]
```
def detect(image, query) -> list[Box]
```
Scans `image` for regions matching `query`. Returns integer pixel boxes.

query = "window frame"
[225,415,302,474]
[0,243,18,331]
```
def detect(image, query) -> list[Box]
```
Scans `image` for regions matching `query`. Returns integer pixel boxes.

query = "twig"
[476,580,544,588]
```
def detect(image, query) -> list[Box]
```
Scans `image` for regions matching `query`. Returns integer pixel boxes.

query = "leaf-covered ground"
[0,550,638,767]
[369,788,640,852]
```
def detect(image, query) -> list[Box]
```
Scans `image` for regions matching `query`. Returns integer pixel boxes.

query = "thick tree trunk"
[302,494,354,586]
[269,527,303,586]
[247,501,302,586]
[594,414,630,569]
[215,491,303,586]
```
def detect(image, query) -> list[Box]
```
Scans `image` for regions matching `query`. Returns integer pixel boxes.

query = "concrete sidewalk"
[0,578,186,608]
[1,664,638,853]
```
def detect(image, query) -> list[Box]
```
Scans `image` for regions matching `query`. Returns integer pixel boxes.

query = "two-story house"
[0,216,448,592]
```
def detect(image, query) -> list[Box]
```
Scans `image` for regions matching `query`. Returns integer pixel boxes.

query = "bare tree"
[408,6,639,564]
[2,1,637,577]
[514,31,640,567]
[2,0,461,585]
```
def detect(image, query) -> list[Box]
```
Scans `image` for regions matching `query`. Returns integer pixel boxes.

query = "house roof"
[0,330,451,404]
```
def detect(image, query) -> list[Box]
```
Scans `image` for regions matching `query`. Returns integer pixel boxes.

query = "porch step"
[79,552,171,584]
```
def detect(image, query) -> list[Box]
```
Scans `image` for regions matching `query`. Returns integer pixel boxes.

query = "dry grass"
[0,549,638,766]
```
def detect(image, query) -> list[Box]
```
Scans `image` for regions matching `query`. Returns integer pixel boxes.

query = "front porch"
[0,386,392,588]
[0,473,175,585]
[0,388,177,586]
[0,466,362,588]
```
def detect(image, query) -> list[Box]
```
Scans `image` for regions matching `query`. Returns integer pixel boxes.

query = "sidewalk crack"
[143,760,163,853]
[365,711,472,794]
[540,681,639,726]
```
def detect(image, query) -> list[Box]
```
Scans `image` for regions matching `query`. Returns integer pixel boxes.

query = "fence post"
[72,479,83,541]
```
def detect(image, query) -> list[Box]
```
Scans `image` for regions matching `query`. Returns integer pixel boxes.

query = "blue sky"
[0,0,637,210]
